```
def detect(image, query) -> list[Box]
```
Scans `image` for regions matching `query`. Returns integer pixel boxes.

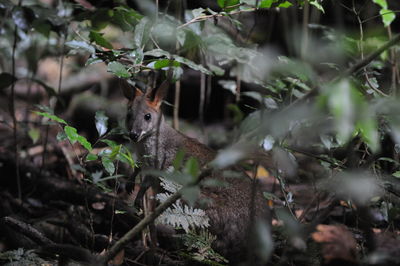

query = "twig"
[342,34,400,78]
[9,0,23,201]
[173,81,181,130]
[2,216,54,245]
[178,8,257,29]
[236,71,241,103]
[199,72,206,130]
[173,1,182,131]
[353,1,388,97]
[361,10,400,24]
[275,172,297,221]
[301,0,310,59]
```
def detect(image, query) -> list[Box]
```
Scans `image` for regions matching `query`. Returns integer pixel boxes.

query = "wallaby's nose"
[129,132,139,142]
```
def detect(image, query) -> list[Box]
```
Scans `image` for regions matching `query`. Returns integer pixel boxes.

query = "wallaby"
[122,81,272,263]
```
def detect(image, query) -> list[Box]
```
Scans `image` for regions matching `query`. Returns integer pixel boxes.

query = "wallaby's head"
[122,81,167,142]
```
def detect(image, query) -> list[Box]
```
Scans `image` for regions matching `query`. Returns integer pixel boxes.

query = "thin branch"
[199,72,206,129]
[9,0,23,200]
[361,10,400,24]
[173,81,181,130]
[342,34,400,77]
[301,0,310,59]
[178,8,257,29]
[276,172,297,221]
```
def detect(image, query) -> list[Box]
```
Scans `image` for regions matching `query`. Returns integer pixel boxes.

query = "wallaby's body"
[123,84,271,262]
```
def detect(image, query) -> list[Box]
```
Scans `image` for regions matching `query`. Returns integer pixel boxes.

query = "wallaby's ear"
[120,79,144,100]
[135,87,144,97]
[120,79,135,100]
[150,80,169,109]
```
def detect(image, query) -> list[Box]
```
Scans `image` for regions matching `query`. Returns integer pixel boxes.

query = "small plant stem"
[9,0,23,200]
[301,0,310,59]
[173,81,180,130]
[276,172,297,221]
[178,8,257,29]
[199,72,206,129]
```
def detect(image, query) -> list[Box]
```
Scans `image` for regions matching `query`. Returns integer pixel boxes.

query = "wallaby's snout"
[129,131,140,142]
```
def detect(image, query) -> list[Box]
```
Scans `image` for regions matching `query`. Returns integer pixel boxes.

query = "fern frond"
[156,195,209,233]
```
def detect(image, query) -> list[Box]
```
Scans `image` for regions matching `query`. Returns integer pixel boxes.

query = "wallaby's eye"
[144,113,151,121]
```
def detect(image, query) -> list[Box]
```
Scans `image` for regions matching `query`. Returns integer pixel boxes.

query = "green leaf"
[192,8,206,18]
[217,0,239,11]
[34,111,67,124]
[102,156,115,175]
[107,61,131,78]
[134,17,151,48]
[357,116,379,153]
[32,20,51,37]
[181,186,201,206]
[90,8,111,30]
[144,49,171,57]
[259,0,274,8]
[309,0,324,13]
[109,144,122,161]
[392,171,400,178]
[101,139,118,147]
[85,57,103,66]
[119,149,136,168]
[174,56,212,75]
[172,67,184,82]
[112,6,143,31]
[56,131,67,141]
[179,28,203,51]
[326,79,360,144]
[86,153,98,161]
[208,64,225,76]
[227,104,244,124]
[184,157,199,178]
[76,134,92,151]
[372,0,388,9]
[28,128,40,144]
[91,171,103,183]
[64,126,92,151]
[128,49,144,65]
[66,40,95,54]
[0,72,17,90]
[278,1,292,8]
[148,59,180,69]
[95,111,108,137]
[380,8,395,27]
[173,149,186,170]
[89,31,113,49]
[64,125,78,143]
[372,0,395,27]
